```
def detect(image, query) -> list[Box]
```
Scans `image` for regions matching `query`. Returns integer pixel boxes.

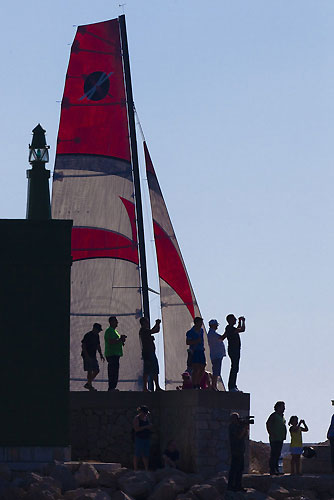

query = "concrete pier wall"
[70,390,250,477]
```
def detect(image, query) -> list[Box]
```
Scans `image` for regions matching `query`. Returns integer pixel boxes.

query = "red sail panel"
[57,20,130,160]
[52,18,143,391]
[144,142,210,389]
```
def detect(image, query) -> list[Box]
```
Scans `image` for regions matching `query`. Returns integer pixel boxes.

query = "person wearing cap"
[207,319,226,391]
[81,323,105,391]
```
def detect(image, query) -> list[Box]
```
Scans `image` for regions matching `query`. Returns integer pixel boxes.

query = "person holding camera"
[228,412,248,492]
[288,415,308,474]
[104,316,126,391]
[139,317,163,392]
[222,314,245,392]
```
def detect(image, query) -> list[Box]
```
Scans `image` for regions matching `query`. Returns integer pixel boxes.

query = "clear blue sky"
[1,0,334,442]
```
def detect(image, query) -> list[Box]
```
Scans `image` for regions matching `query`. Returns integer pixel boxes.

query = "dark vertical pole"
[119,14,150,320]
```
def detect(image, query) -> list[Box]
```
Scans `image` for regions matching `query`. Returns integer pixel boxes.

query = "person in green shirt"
[266,401,287,475]
[104,316,127,391]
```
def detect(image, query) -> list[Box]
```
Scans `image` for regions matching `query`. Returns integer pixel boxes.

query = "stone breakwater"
[0,463,334,500]
[70,391,249,476]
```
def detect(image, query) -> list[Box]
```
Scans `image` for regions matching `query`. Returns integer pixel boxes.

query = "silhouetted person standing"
[207,319,226,391]
[139,317,162,392]
[266,401,287,475]
[327,404,334,472]
[186,317,206,389]
[81,322,104,391]
[222,314,245,392]
[228,413,248,492]
[104,316,126,391]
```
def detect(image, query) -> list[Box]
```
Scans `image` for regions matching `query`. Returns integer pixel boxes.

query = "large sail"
[52,18,143,390]
[144,142,207,389]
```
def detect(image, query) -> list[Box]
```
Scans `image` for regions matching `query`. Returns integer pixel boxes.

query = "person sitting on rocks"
[162,439,180,468]
[133,405,153,471]
[288,415,308,475]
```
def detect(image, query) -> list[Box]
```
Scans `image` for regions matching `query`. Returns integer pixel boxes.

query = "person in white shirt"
[207,319,226,390]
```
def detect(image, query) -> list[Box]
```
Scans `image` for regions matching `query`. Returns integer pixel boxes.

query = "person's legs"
[211,358,222,390]
[143,373,150,391]
[235,454,244,490]
[87,370,93,386]
[87,369,99,386]
[228,351,240,390]
[295,454,301,474]
[153,374,163,391]
[191,364,200,387]
[191,363,205,387]
[269,441,283,474]
[142,456,149,471]
[228,455,237,490]
[150,353,162,391]
[290,454,296,474]
[133,455,138,470]
[107,355,120,390]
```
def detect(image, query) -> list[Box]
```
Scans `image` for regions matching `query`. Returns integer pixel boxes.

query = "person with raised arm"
[288,415,309,475]
[139,317,163,392]
[222,314,245,392]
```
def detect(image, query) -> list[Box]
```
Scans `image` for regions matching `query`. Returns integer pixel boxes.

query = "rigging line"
[134,106,146,142]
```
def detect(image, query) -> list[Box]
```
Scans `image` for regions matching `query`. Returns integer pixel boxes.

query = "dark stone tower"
[0,125,72,463]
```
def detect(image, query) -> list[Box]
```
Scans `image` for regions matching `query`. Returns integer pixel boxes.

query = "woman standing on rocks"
[133,405,153,471]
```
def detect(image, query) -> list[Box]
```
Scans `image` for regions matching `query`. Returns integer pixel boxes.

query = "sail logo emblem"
[80,71,113,101]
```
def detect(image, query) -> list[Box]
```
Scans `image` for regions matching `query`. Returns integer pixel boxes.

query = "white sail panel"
[144,142,209,389]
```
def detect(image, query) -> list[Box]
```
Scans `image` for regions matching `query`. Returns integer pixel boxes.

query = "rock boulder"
[74,464,99,488]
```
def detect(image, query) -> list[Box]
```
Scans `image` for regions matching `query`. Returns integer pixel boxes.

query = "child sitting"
[176,372,193,390]
[162,440,180,468]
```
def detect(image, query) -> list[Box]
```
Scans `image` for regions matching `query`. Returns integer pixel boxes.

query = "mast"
[118,14,150,320]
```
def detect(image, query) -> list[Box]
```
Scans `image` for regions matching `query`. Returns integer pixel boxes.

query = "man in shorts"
[139,317,162,392]
[186,317,206,389]
[81,323,104,391]
[207,319,226,390]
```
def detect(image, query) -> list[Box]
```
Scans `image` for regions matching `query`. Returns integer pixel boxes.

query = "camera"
[239,415,255,425]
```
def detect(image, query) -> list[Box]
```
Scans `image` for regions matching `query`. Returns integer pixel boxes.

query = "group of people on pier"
[81,314,246,392]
